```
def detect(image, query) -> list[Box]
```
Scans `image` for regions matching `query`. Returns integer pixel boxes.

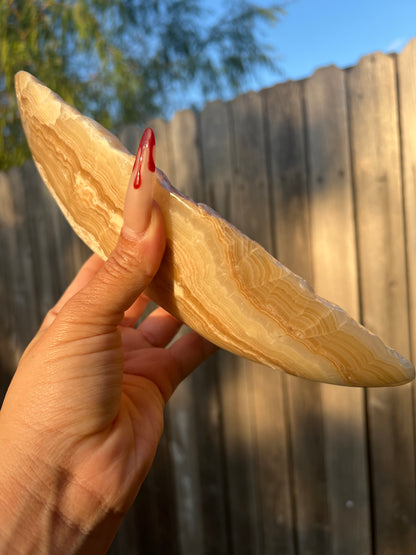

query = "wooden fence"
[1,39,416,554]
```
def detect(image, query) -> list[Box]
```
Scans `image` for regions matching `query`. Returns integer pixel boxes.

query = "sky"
[197,0,416,110]
[248,0,416,89]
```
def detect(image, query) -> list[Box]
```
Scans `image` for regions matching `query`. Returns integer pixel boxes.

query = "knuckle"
[105,239,141,281]
[101,234,156,289]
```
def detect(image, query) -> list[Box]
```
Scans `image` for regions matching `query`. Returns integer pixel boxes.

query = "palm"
[67,310,187,512]
[58,302,209,512]
[3,256,214,515]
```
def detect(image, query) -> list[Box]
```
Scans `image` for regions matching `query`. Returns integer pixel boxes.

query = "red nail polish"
[132,128,156,190]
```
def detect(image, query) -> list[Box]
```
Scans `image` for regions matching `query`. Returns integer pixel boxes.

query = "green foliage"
[0,0,284,170]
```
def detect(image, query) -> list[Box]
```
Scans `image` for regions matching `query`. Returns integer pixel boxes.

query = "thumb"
[73,128,165,325]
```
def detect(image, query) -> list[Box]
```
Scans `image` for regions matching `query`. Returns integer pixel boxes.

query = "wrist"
[0,434,121,553]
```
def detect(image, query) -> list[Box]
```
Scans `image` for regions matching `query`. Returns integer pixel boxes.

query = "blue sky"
[160,0,416,116]
[251,0,416,87]
[175,0,416,114]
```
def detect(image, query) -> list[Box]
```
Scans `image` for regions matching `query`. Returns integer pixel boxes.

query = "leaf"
[1,0,284,170]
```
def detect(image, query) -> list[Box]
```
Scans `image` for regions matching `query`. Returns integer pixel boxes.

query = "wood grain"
[164,109,205,555]
[231,89,295,554]
[264,79,314,555]
[265,78,331,555]
[305,65,371,555]
[200,99,235,554]
[398,36,416,438]
[347,51,416,554]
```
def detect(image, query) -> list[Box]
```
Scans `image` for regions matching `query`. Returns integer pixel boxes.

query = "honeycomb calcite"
[15,71,415,387]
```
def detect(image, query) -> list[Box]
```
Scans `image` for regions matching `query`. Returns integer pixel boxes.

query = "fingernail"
[132,127,156,189]
[124,128,156,233]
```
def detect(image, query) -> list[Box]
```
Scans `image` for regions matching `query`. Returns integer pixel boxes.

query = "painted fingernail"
[124,128,156,233]
[132,127,156,190]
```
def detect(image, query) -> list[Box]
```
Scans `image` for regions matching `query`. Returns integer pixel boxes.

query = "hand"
[0,129,216,552]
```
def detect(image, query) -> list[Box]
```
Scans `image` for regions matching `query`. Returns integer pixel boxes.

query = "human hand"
[0,129,216,553]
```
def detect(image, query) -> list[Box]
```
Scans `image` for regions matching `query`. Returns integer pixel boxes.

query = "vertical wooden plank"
[170,109,203,198]
[226,91,266,555]
[229,92,271,244]
[199,99,235,555]
[149,118,176,183]
[0,167,36,400]
[0,169,20,377]
[265,79,331,555]
[0,172,15,400]
[305,67,359,311]
[191,360,229,555]
[304,65,371,555]
[250,356,295,555]
[23,161,76,318]
[258,82,311,555]
[118,123,142,155]
[0,161,90,395]
[167,109,205,555]
[2,161,67,351]
[264,81,312,276]
[347,52,415,554]
[200,100,232,218]
[5,165,49,332]
[398,38,416,434]
[227,89,294,554]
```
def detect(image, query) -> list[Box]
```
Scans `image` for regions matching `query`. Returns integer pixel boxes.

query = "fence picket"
[222,90,273,554]
[398,37,416,438]
[305,65,371,555]
[264,78,326,555]
[347,51,416,554]
[200,99,236,554]
[166,109,206,555]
